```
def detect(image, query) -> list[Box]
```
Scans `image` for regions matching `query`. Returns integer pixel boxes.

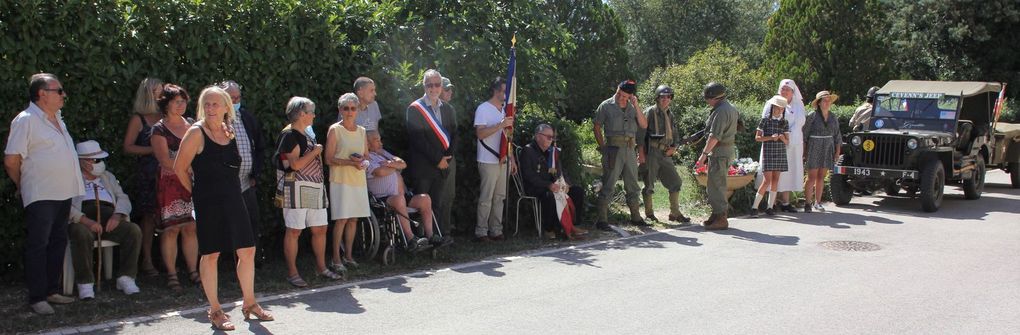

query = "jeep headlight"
[906,138,918,150]
[851,135,862,146]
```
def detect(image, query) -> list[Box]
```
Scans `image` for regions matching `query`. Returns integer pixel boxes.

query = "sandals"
[208,308,235,331]
[287,275,308,288]
[319,269,343,280]
[189,271,201,285]
[242,304,274,321]
[166,273,183,293]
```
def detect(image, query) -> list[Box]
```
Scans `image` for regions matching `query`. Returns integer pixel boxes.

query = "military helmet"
[702,82,727,100]
[866,86,880,98]
[654,85,674,99]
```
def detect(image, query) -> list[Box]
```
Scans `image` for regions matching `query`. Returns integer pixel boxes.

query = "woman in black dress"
[175,86,272,330]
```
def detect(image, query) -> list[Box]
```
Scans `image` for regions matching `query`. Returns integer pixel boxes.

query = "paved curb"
[43,224,696,334]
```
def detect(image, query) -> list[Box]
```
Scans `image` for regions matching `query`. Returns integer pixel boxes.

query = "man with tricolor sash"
[405,69,458,238]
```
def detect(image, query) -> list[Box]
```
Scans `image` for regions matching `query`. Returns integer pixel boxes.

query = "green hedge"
[0,0,636,280]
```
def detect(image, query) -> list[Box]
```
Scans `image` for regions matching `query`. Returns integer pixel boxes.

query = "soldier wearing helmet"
[696,82,739,230]
[849,86,880,132]
[637,85,690,224]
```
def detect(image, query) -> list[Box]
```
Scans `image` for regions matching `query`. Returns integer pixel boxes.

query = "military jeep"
[831,80,1017,212]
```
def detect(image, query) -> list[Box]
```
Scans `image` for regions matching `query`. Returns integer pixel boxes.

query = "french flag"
[499,36,517,162]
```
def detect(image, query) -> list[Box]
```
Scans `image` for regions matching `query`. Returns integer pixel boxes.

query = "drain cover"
[819,240,881,252]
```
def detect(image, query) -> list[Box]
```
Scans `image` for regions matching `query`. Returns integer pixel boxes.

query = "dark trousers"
[24,199,72,303]
[535,186,585,232]
[411,175,447,233]
[241,187,261,249]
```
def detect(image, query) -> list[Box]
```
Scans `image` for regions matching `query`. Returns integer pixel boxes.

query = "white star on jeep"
[880,171,886,176]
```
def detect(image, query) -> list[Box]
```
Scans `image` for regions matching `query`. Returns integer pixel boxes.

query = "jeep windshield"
[871,93,960,132]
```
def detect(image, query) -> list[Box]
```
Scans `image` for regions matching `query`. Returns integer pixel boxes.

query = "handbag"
[275,171,326,209]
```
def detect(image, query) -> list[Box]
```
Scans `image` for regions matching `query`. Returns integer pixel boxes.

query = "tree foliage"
[885,0,1020,97]
[762,0,894,101]
[640,42,770,108]
[609,0,772,78]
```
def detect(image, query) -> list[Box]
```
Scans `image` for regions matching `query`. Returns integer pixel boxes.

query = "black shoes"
[749,209,759,218]
[595,222,612,231]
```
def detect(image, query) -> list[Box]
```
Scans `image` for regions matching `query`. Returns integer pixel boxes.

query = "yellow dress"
[328,123,369,219]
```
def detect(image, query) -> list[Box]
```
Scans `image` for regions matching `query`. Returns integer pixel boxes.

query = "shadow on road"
[837,191,1020,220]
[702,227,800,246]
[451,261,506,277]
[360,276,415,294]
[770,209,903,229]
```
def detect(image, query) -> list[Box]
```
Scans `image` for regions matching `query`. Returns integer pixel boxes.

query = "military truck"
[831,80,1017,212]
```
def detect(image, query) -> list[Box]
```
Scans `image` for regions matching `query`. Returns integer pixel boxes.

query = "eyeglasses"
[42,88,65,95]
[171,99,189,105]
[83,158,104,163]
[538,133,557,141]
[425,82,443,89]
[341,106,357,111]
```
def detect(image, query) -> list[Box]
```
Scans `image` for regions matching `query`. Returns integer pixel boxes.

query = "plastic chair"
[62,240,119,296]
[511,145,542,238]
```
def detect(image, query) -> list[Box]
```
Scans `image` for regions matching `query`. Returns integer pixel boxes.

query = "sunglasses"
[340,106,357,111]
[42,88,66,95]
[83,158,104,163]
[425,82,443,89]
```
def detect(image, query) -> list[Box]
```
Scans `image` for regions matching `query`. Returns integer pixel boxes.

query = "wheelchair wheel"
[354,212,381,261]
[381,246,395,266]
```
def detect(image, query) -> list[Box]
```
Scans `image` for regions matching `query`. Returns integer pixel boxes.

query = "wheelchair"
[369,193,445,265]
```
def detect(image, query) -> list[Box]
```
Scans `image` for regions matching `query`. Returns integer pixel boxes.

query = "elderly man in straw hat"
[695,82,739,230]
[68,140,142,300]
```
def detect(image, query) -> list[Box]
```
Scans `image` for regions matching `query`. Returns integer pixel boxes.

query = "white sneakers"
[76,276,140,301]
[116,276,140,295]
[78,283,95,300]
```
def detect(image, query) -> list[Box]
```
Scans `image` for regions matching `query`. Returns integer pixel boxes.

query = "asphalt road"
[56,171,1020,334]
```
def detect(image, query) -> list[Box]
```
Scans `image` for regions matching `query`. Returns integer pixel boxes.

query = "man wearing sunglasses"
[405,69,458,238]
[518,124,587,239]
[5,73,86,314]
[593,80,649,231]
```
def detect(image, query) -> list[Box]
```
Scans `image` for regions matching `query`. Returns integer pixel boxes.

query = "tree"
[885,0,1020,97]
[547,0,631,122]
[762,0,893,101]
[609,0,772,78]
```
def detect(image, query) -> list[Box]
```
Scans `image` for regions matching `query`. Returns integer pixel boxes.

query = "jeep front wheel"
[963,156,985,200]
[830,174,853,205]
[1010,162,1019,188]
[919,159,944,212]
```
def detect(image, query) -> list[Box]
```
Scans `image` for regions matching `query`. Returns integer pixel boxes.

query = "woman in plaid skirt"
[751,96,790,217]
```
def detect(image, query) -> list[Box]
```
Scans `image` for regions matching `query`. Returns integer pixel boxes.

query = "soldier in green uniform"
[593,80,648,231]
[638,85,691,224]
[695,82,738,230]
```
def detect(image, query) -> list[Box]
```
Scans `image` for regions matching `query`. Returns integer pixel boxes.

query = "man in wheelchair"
[366,131,449,252]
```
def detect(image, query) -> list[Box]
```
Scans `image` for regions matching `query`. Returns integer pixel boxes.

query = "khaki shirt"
[706,100,738,157]
[849,102,873,130]
[594,97,639,138]
[638,106,677,148]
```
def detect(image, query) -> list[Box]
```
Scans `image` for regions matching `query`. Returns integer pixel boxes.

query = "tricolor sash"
[410,98,451,150]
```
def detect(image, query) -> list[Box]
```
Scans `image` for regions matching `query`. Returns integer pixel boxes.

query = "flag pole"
[502,34,517,233]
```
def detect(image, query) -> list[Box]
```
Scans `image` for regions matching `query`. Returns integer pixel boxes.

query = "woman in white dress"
[759,79,806,212]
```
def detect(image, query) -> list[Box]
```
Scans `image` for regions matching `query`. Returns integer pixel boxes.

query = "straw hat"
[810,90,839,108]
[766,95,789,109]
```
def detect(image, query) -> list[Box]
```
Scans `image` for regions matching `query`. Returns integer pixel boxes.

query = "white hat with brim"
[767,95,789,109]
[75,140,109,159]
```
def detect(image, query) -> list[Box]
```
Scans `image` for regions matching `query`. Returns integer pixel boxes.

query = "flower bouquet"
[695,157,758,199]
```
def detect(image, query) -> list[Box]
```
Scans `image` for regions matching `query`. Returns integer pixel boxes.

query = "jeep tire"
[919,159,944,212]
[1010,162,1019,189]
[830,174,853,205]
[963,156,985,200]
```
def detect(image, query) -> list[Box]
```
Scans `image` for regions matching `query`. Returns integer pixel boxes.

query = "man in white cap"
[68,140,142,300]
[4,73,85,314]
